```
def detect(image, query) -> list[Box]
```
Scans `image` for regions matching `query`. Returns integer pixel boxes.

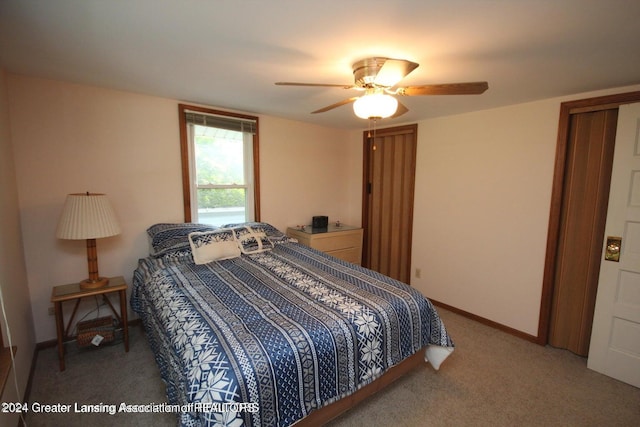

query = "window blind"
[184,111,257,134]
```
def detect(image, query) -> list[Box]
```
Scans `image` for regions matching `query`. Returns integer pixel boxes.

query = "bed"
[131,222,454,427]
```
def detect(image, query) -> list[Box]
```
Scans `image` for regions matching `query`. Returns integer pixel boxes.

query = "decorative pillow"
[188,229,241,264]
[222,222,294,245]
[147,223,218,258]
[231,226,274,254]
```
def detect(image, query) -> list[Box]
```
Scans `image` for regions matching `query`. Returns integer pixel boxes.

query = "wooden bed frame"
[296,348,427,425]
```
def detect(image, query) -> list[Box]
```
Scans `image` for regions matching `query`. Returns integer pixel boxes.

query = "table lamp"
[56,192,121,289]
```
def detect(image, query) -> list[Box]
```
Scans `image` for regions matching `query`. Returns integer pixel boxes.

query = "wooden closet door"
[548,109,618,356]
[362,124,417,284]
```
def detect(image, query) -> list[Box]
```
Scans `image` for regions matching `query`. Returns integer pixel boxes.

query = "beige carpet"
[25,308,640,426]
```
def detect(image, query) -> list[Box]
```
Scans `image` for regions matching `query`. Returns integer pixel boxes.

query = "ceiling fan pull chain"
[369,118,379,150]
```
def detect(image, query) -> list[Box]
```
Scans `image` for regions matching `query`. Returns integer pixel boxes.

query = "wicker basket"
[77,315,115,347]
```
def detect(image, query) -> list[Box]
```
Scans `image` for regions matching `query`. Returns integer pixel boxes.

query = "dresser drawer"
[287,226,363,265]
[327,247,362,264]
[310,231,362,252]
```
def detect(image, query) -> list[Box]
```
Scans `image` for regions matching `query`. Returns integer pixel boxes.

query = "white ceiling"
[1,0,639,129]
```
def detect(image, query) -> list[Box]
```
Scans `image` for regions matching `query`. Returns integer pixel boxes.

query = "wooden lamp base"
[81,238,109,289]
[79,277,110,289]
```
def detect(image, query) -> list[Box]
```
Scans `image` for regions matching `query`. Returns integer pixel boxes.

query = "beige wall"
[410,84,640,336]
[410,100,558,335]
[0,68,35,426]
[256,116,361,229]
[6,74,359,343]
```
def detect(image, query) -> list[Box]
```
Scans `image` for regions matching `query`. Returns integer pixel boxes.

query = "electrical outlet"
[48,306,55,315]
[415,268,421,279]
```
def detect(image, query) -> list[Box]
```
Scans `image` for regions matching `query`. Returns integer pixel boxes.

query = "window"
[179,104,260,225]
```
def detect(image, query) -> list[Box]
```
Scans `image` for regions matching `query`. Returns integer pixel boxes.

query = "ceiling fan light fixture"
[353,92,398,119]
[276,57,487,118]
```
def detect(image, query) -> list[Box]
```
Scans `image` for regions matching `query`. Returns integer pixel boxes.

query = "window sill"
[0,346,17,396]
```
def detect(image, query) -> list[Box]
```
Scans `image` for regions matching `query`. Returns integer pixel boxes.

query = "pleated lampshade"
[56,193,121,240]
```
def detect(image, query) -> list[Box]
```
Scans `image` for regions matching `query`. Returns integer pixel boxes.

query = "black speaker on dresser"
[312,216,328,229]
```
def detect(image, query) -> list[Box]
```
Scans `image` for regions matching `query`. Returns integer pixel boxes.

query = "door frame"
[538,91,640,345]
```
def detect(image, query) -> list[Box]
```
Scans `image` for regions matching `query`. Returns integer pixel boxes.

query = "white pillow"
[188,229,241,264]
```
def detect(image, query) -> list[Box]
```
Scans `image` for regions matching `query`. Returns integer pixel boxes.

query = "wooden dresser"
[287,225,363,265]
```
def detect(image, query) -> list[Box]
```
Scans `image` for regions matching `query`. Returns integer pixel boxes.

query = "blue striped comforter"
[131,241,453,427]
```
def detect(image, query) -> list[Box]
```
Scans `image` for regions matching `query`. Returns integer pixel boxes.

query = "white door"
[588,102,640,387]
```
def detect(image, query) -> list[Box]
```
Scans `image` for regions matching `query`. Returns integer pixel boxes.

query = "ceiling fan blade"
[400,81,489,96]
[275,82,354,89]
[311,97,359,114]
[374,59,419,87]
[390,101,409,118]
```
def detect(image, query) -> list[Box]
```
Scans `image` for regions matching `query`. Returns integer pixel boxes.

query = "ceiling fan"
[275,57,488,119]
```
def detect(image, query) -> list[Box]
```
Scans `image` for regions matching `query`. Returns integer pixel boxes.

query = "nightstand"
[51,276,129,371]
[287,224,363,265]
